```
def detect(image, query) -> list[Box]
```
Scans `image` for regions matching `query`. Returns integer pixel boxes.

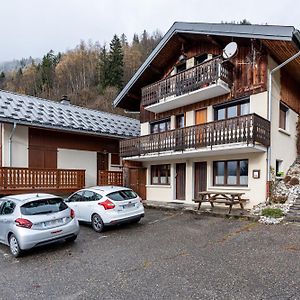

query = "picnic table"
[193,191,248,214]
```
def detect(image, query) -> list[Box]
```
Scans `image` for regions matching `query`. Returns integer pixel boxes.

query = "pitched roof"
[0,90,140,138]
[114,22,300,109]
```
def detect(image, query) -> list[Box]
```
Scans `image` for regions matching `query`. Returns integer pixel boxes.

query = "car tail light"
[98,199,115,210]
[15,218,33,229]
[70,209,75,219]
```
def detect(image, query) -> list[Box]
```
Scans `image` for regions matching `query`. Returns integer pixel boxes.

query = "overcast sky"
[0,0,299,62]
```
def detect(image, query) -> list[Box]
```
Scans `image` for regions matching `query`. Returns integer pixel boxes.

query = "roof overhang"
[114,22,300,110]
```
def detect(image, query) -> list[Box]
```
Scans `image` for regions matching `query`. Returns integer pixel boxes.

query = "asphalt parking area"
[0,209,300,300]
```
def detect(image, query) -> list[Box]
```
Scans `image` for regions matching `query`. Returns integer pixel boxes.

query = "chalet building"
[114,22,300,208]
[0,90,139,195]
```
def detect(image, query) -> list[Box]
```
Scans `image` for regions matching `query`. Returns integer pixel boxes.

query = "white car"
[0,194,80,257]
[66,186,145,232]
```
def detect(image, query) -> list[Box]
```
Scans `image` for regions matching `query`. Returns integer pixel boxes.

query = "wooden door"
[97,152,108,171]
[195,108,207,125]
[129,168,146,200]
[194,162,207,199]
[176,163,186,200]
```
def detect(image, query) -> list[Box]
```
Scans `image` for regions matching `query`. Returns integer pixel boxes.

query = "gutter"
[9,122,17,167]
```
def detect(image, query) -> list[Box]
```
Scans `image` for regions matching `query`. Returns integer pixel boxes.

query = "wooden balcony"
[120,114,270,158]
[142,58,233,113]
[98,170,123,186]
[0,167,85,195]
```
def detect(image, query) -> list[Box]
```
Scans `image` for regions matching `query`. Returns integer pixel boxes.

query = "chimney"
[60,95,71,105]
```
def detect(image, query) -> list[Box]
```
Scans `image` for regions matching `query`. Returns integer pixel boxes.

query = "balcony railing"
[141,58,233,107]
[0,167,85,194]
[98,170,123,186]
[120,114,270,157]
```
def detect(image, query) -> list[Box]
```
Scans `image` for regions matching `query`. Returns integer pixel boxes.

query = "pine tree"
[107,35,124,90]
[97,46,110,91]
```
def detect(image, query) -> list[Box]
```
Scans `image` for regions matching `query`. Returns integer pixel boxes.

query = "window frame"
[214,99,250,121]
[213,159,248,187]
[150,118,171,134]
[279,102,288,130]
[151,164,171,185]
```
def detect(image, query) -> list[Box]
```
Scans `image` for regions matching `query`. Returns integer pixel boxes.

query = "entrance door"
[128,168,146,200]
[194,162,207,199]
[176,163,186,200]
[195,109,207,146]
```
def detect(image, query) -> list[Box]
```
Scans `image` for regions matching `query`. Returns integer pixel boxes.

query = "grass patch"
[261,208,284,218]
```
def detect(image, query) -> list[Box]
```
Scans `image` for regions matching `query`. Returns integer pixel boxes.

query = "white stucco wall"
[141,151,267,208]
[268,56,298,175]
[57,148,97,187]
[2,123,28,167]
[250,91,268,119]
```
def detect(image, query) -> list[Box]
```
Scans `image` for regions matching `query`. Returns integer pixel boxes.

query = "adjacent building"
[114,22,300,207]
[0,90,139,194]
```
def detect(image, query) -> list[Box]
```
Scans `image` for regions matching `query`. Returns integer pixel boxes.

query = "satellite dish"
[222,42,238,59]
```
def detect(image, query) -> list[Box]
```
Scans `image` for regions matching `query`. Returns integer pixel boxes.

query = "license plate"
[44,219,63,227]
[123,203,135,209]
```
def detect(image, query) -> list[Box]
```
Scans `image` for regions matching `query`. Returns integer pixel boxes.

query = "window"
[0,201,16,215]
[151,165,171,185]
[276,160,283,177]
[214,99,250,121]
[107,190,137,201]
[213,160,248,186]
[111,153,120,165]
[176,114,185,129]
[150,119,171,134]
[20,198,67,215]
[176,62,186,73]
[83,191,102,202]
[279,103,288,130]
[68,191,84,202]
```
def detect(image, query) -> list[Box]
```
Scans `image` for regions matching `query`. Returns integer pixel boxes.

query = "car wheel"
[9,234,22,258]
[132,217,142,224]
[91,214,104,233]
[66,235,77,243]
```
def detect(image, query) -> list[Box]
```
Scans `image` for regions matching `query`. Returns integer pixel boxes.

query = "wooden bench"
[193,191,248,214]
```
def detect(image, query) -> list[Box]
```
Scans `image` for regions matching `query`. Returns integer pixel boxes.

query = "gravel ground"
[0,209,300,300]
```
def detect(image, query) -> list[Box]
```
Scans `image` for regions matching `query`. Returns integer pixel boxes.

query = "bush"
[261,208,284,218]
[271,195,288,204]
[289,177,299,186]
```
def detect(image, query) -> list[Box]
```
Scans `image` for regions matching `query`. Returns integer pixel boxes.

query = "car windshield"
[107,190,137,201]
[20,198,68,215]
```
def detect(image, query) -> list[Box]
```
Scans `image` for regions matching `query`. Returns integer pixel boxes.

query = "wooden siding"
[28,127,119,169]
[141,45,267,123]
[0,167,85,195]
[281,70,300,114]
[121,114,270,157]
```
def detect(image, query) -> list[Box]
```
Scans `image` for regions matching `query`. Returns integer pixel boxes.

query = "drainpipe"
[9,122,17,167]
[267,50,300,194]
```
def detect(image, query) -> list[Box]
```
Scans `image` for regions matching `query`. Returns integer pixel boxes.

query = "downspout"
[267,50,300,196]
[9,122,17,167]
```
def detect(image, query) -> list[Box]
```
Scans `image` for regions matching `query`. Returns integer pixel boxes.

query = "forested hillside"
[0,30,162,116]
